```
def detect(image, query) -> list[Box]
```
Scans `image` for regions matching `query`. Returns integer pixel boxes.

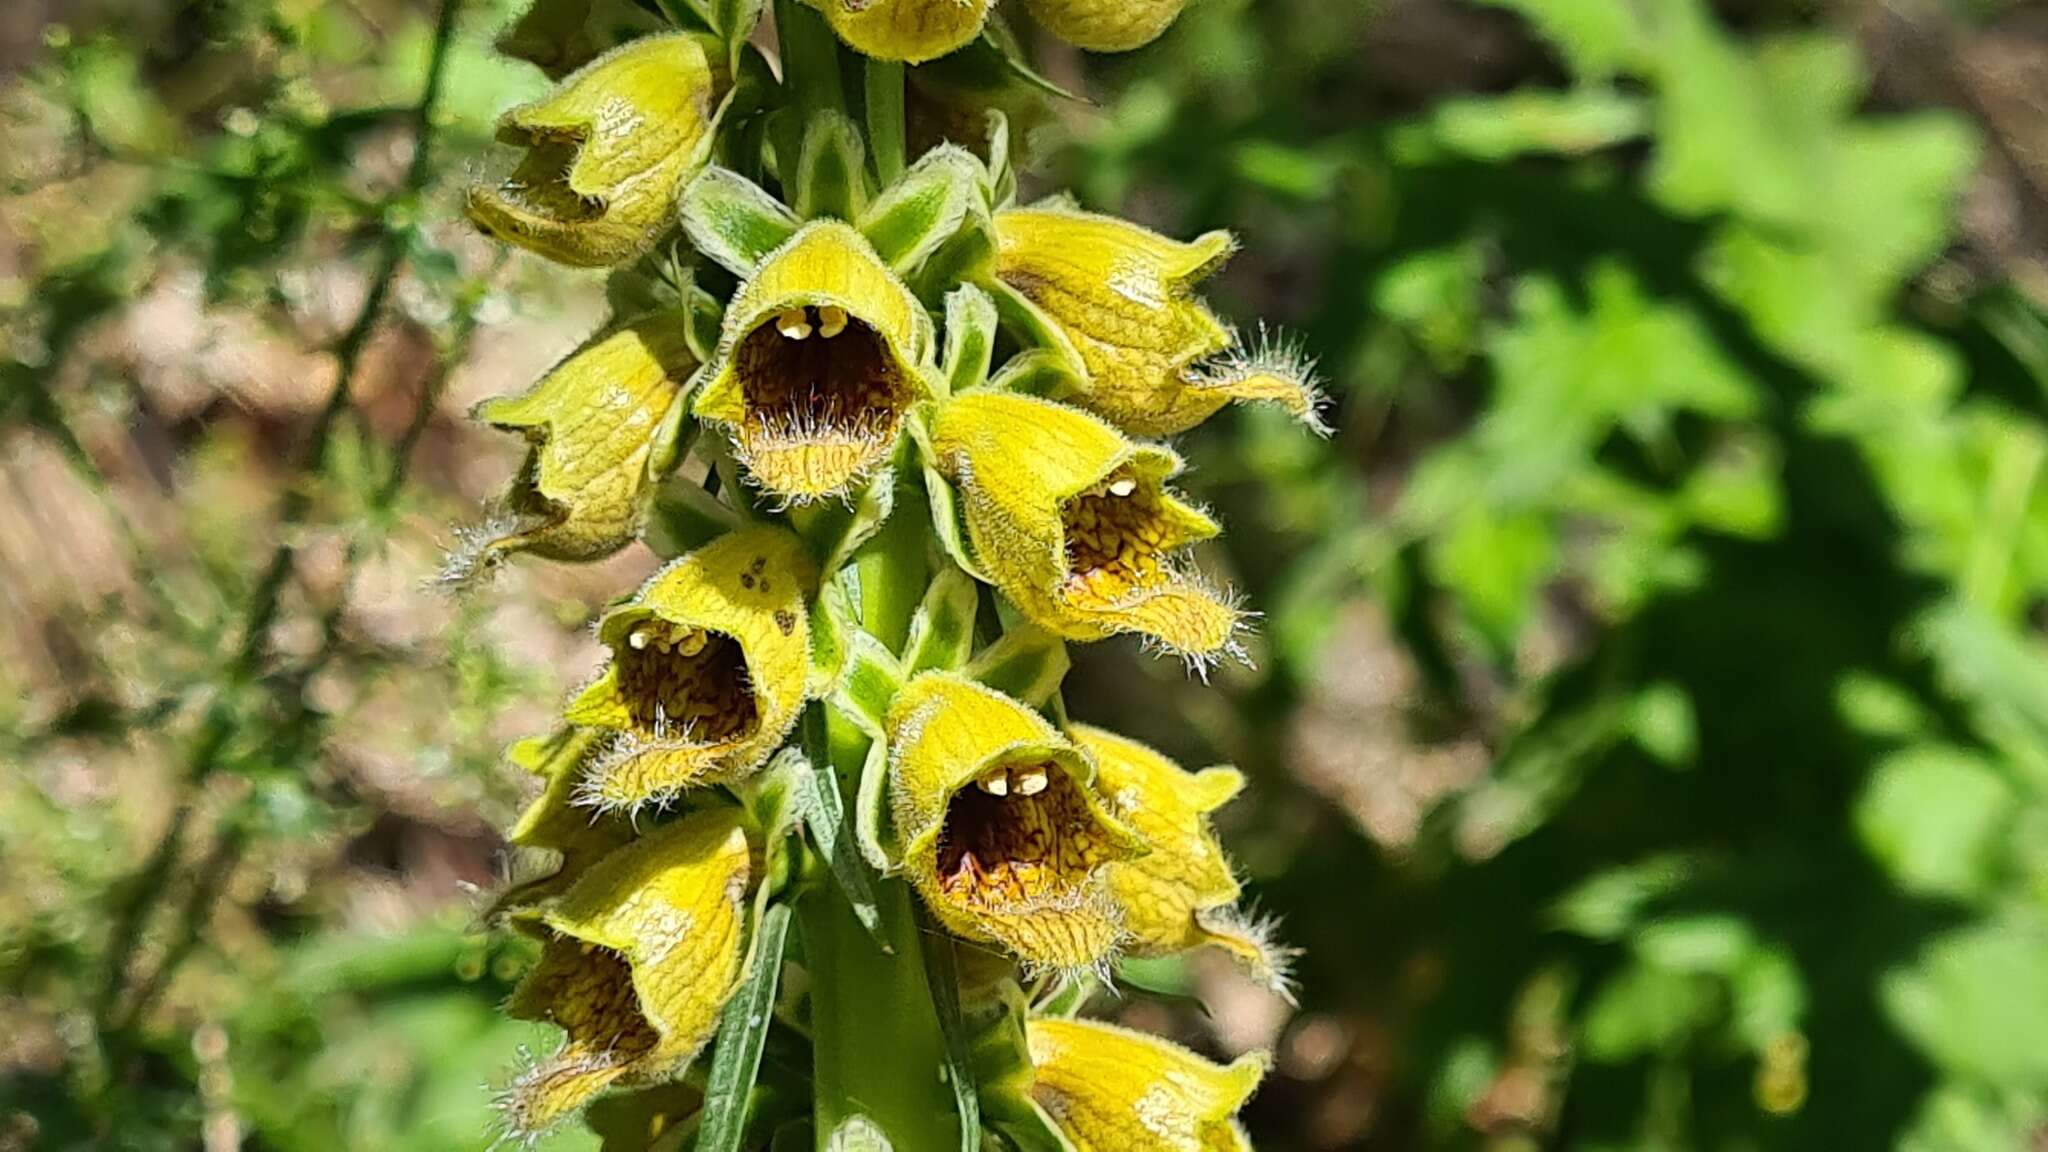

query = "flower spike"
[1022,0,1189,53]
[452,315,697,579]
[991,204,1323,436]
[1028,1017,1268,1152]
[499,809,752,1138]
[468,33,723,267]
[564,526,816,811]
[930,390,1246,664]
[808,0,992,64]
[1071,724,1294,994]
[694,221,937,502]
[885,672,1146,971]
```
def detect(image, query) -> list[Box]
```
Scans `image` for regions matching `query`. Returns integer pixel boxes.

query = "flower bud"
[695,221,936,501]
[885,672,1145,970]
[1028,1017,1267,1152]
[930,391,1244,664]
[1023,0,1187,52]
[468,34,721,267]
[456,315,697,577]
[993,205,1321,436]
[810,0,991,64]
[1071,725,1291,992]
[499,809,752,1137]
[564,526,815,811]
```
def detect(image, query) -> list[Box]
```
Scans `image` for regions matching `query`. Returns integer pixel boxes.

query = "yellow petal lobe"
[994,205,1320,436]
[564,527,816,810]
[810,0,992,64]
[886,672,1144,969]
[1023,0,1187,52]
[467,315,697,570]
[468,34,721,266]
[500,809,752,1137]
[695,221,936,501]
[1028,1017,1267,1152]
[930,391,1242,662]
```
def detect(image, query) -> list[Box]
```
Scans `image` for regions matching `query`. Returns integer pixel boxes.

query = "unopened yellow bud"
[499,809,752,1138]
[695,221,936,501]
[886,672,1145,970]
[468,34,722,266]
[454,316,697,578]
[1071,725,1290,993]
[1023,0,1187,52]
[809,0,991,64]
[564,527,815,810]
[930,391,1244,664]
[1028,1017,1267,1152]
[994,205,1321,436]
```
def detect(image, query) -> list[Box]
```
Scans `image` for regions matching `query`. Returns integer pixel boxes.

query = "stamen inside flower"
[614,619,757,745]
[1061,466,1182,605]
[732,305,913,498]
[936,763,1108,910]
[503,938,658,1132]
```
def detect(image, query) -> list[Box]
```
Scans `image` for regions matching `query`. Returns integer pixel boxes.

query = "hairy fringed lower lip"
[615,621,758,743]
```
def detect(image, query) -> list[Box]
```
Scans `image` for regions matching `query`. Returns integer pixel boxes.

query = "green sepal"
[982,277,1089,393]
[941,284,999,397]
[964,626,1071,707]
[807,578,856,698]
[832,627,904,738]
[984,109,1016,210]
[823,1118,894,1152]
[902,568,980,675]
[680,165,801,277]
[647,379,698,479]
[906,411,990,583]
[643,474,742,559]
[911,215,998,302]
[966,979,1078,1152]
[858,145,984,276]
[794,111,872,222]
[788,466,899,578]
[854,734,896,873]
[685,280,726,364]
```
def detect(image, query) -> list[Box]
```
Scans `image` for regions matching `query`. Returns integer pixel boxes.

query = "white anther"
[676,631,708,657]
[628,627,651,650]
[975,769,1010,797]
[1108,478,1138,497]
[776,307,812,340]
[1013,765,1049,796]
[817,304,849,338]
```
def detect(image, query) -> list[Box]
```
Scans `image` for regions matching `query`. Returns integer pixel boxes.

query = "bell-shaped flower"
[499,809,753,1137]
[992,204,1321,437]
[809,0,991,64]
[494,728,633,910]
[930,391,1244,664]
[452,315,697,579]
[1021,0,1188,52]
[694,221,937,502]
[1070,724,1291,993]
[885,672,1145,971]
[1027,1018,1267,1152]
[564,526,815,811]
[468,33,721,266]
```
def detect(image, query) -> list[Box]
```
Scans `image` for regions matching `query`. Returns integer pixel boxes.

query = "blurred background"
[6,0,2048,1148]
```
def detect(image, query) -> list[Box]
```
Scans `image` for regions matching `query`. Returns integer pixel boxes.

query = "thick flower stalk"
[456,1,1313,1146]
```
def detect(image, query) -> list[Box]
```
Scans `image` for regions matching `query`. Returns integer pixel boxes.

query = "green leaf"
[696,902,793,1152]
[792,740,889,946]
[1855,745,2014,900]
[860,147,983,275]
[1406,89,1647,162]
[1884,914,2048,1089]
[917,917,983,1152]
[680,166,801,277]
[794,112,871,222]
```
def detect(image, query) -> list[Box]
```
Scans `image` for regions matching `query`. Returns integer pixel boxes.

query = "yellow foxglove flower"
[468,34,721,266]
[564,526,815,810]
[1028,1018,1267,1152]
[457,316,697,576]
[1023,0,1186,52]
[695,221,936,501]
[885,672,1145,970]
[500,809,752,1137]
[809,0,991,64]
[993,205,1322,437]
[494,728,633,910]
[1071,725,1290,992]
[930,391,1244,664]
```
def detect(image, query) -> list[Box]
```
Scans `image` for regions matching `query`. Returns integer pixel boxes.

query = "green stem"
[865,58,906,185]
[799,479,956,1150]
[774,0,845,118]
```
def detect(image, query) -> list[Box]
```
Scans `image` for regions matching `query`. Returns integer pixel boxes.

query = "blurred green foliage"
[6,0,2048,1148]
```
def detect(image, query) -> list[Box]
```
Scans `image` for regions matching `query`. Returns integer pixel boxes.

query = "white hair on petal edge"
[1193,322,1331,437]
[1200,902,1301,1006]
[434,505,527,593]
